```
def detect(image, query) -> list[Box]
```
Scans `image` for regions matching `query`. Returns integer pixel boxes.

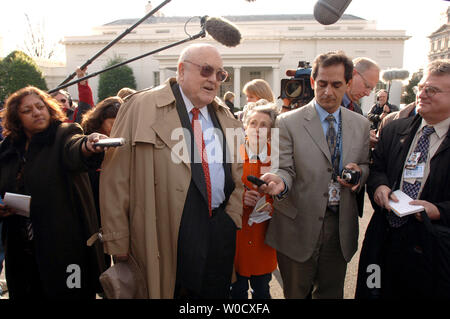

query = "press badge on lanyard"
[404,152,425,179]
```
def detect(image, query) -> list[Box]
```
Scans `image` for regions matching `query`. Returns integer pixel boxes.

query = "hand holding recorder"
[82,134,125,157]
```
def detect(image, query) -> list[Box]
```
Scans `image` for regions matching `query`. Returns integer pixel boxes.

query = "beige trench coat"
[99,78,244,298]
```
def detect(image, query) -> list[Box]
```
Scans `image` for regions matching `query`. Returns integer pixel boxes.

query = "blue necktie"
[388,126,435,228]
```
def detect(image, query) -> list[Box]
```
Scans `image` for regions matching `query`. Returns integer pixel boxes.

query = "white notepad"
[389,190,424,217]
[3,192,31,218]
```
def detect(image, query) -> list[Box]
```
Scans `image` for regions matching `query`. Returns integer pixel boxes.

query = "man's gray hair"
[427,59,450,76]
[353,57,380,74]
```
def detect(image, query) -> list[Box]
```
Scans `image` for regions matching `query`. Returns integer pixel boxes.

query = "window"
[154,71,160,86]
[378,50,391,57]
[249,71,261,80]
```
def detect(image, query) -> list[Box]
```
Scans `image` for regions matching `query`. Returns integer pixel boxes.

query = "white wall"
[61,16,408,104]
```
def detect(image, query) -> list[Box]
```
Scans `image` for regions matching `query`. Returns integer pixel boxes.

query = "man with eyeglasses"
[341,57,380,220]
[259,51,370,299]
[99,43,244,299]
[50,67,94,124]
[343,57,380,116]
[356,59,450,299]
[50,89,75,121]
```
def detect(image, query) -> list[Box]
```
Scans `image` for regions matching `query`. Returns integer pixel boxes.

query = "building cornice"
[156,53,285,68]
[63,35,410,45]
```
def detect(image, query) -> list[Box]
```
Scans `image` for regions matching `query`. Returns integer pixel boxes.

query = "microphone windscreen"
[204,17,242,47]
[382,69,410,82]
[314,0,352,25]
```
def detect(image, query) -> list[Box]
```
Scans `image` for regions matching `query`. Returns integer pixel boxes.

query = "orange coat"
[234,143,277,277]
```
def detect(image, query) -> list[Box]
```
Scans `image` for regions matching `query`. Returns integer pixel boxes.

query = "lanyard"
[331,115,342,181]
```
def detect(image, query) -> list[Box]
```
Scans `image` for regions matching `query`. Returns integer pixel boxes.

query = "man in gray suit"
[260,51,370,299]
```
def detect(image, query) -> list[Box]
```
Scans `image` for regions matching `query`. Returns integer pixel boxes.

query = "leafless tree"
[22,13,61,60]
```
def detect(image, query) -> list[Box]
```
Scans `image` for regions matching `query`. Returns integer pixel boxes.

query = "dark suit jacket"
[368,114,450,224]
[172,84,237,298]
[356,114,450,298]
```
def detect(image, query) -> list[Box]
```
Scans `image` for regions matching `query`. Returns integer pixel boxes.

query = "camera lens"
[342,172,351,182]
[285,80,303,98]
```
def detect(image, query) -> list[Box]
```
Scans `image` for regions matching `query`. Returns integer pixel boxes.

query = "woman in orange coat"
[232,101,279,299]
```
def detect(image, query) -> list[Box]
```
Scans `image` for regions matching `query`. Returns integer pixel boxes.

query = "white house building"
[429,7,450,61]
[61,6,409,113]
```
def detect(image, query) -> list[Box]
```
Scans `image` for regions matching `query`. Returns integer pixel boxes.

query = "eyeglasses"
[183,60,228,82]
[356,70,375,91]
[417,85,450,97]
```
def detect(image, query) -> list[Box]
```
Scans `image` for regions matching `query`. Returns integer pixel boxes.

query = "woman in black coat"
[0,86,108,299]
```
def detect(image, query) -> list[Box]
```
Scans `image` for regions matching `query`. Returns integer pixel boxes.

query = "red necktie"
[191,108,212,216]
[348,101,354,112]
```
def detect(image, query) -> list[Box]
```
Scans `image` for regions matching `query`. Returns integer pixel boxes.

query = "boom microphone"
[203,16,242,47]
[382,69,410,82]
[314,0,352,25]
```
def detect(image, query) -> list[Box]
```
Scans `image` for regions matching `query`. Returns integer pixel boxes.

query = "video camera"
[280,61,314,110]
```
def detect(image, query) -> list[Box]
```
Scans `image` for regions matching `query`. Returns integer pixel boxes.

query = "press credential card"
[4,192,31,218]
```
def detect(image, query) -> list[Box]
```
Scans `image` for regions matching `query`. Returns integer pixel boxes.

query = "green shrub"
[0,50,47,103]
[97,56,137,101]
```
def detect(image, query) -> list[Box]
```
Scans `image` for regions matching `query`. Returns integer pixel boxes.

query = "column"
[233,66,241,109]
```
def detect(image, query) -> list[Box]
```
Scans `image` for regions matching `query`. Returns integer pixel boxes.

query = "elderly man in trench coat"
[99,43,244,299]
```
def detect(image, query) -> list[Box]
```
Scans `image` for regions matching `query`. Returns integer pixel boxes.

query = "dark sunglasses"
[183,60,228,82]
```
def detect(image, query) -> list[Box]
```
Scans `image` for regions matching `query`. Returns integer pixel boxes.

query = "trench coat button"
[323,192,328,198]
[327,167,333,172]
[318,216,324,221]
[248,241,252,245]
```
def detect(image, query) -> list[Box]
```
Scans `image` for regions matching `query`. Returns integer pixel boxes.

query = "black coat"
[225,100,236,117]
[356,114,450,298]
[0,121,105,299]
[367,102,399,130]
